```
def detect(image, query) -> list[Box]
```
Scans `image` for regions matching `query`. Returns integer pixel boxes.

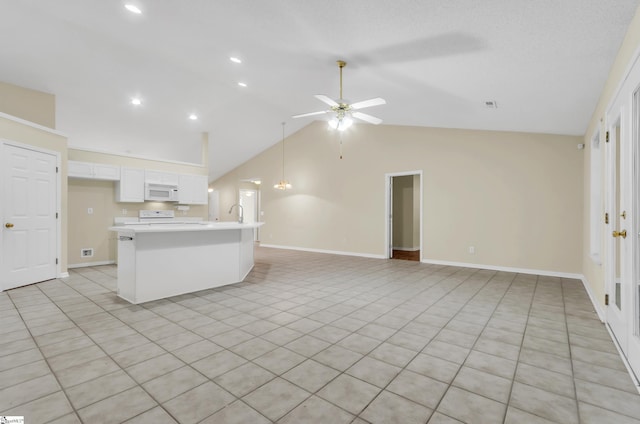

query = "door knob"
[5,223,14,228]
[613,230,627,238]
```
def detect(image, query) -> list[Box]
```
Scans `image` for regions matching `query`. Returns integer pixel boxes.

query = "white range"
[109,210,263,304]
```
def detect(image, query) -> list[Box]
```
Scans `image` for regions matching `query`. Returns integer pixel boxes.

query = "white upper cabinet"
[116,167,145,202]
[178,174,208,205]
[68,160,120,181]
[145,170,180,185]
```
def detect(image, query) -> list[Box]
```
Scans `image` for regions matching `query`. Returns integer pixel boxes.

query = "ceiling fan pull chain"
[339,134,343,159]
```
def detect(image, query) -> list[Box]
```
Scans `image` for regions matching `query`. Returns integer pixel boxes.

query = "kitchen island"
[109,221,263,304]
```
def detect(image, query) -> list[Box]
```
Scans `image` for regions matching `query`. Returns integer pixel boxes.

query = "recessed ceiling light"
[131,98,142,105]
[189,114,198,120]
[124,4,142,14]
[238,82,247,87]
[230,57,242,64]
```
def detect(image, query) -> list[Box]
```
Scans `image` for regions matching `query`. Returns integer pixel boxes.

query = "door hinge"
[56,212,58,219]
[56,166,59,173]
[605,212,609,224]
[55,258,58,265]
[606,131,610,143]
[605,294,609,306]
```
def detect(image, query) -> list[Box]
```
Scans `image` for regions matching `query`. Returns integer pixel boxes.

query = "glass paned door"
[606,114,629,352]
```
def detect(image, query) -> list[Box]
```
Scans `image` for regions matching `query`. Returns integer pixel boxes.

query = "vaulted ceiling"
[1,1,638,180]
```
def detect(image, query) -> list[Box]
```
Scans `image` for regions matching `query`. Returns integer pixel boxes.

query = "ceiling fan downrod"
[337,60,346,100]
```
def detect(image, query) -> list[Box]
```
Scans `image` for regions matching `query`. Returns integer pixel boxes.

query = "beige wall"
[212,121,583,274]
[0,114,68,273]
[582,5,640,309]
[0,82,55,128]
[67,148,208,266]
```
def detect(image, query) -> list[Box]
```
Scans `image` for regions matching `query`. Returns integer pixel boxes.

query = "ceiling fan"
[293,60,386,131]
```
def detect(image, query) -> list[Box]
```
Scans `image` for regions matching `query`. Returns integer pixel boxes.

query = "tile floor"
[2,246,640,423]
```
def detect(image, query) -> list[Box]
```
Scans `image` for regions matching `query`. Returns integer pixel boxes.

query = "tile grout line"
[562,277,583,424]
[47,268,188,423]
[3,284,83,422]
[4,252,639,423]
[229,262,470,421]
[423,271,519,423]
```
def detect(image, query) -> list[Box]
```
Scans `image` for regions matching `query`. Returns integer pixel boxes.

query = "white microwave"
[145,183,179,201]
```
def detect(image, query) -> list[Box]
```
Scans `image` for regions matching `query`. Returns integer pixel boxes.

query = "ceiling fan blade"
[353,112,383,125]
[350,97,386,110]
[292,110,329,119]
[314,94,339,107]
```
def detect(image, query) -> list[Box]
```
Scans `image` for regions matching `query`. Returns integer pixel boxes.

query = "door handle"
[613,230,627,238]
[5,223,13,228]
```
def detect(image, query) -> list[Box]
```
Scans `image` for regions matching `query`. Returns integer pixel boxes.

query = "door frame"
[384,170,423,260]
[603,50,640,384]
[1,139,62,287]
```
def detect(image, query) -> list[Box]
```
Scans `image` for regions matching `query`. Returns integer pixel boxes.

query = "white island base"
[110,222,262,304]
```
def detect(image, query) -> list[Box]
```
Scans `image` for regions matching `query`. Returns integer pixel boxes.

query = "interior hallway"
[1,246,639,423]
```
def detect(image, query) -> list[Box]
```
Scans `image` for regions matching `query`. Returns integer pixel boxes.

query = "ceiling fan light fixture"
[293,60,384,131]
[328,114,353,131]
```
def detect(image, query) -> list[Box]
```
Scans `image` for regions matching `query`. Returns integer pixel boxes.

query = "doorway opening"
[385,171,422,261]
[239,188,259,241]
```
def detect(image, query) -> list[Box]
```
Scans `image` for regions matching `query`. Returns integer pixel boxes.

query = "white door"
[239,189,258,241]
[606,55,640,381]
[606,116,629,350]
[630,79,640,378]
[1,142,58,290]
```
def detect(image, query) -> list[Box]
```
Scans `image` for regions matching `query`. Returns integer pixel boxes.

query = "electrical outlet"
[87,207,93,215]
[81,248,94,258]
[468,246,475,254]
[122,208,127,215]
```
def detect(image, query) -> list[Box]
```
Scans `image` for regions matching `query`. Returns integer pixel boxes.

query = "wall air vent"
[484,100,498,109]
[81,248,94,258]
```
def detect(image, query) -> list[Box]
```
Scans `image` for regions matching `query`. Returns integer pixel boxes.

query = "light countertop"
[109,221,264,233]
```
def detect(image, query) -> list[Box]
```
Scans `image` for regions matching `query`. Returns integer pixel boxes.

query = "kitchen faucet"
[228,204,244,223]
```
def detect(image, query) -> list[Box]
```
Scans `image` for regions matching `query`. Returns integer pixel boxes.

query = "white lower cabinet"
[116,167,145,202]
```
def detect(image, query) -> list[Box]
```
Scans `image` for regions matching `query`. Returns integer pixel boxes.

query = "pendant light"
[274,122,292,190]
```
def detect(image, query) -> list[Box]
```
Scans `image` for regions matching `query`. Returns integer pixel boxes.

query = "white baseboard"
[420,258,583,280]
[605,323,640,393]
[579,275,605,323]
[68,260,116,269]
[259,244,386,259]
[58,272,69,278]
